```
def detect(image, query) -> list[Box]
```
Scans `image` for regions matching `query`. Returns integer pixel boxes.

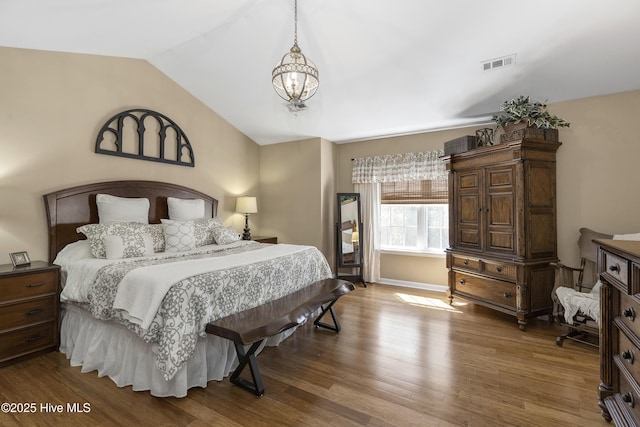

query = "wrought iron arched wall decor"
[95,109,195,167]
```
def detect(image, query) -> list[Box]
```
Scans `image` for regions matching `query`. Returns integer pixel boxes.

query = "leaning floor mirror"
[336,193,365,286]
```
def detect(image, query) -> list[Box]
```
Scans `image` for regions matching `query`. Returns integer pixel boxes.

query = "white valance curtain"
[352,149,447,184]
[351,149,446,283]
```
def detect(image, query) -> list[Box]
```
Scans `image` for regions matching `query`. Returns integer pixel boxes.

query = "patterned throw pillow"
[104,233,154,259]
[161,219,197,252]
[193,217,225,246]
[77,222,159,258]
[211,226,241,245]
[144,224,166,253]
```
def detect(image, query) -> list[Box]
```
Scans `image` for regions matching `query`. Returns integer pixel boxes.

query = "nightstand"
[251,236,278,244]
[0,261,60,367]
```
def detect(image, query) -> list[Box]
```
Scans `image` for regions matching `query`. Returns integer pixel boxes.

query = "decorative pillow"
[97,194,149,224]
[211,226,241,245]
[144,224,166,253]
[161,219,196,252]
[193,217,225,247]
[104,233,154,259]
[168,197,205,221]
[77,222,154,258]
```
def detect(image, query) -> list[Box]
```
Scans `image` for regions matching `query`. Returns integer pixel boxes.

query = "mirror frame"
[336,192,363,269]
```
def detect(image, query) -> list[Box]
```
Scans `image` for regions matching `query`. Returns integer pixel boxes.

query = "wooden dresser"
[443,139,560,330]
[598,239,640,424]
[0,261,60,367]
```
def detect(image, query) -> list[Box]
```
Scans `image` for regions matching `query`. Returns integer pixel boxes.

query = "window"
[379,179,448,252]
[380,204,448,251]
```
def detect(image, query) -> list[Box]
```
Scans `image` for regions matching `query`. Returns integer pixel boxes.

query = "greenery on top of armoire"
[492,95,571,130]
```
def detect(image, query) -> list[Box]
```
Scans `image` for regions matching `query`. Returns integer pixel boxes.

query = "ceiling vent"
[481,54,516,71]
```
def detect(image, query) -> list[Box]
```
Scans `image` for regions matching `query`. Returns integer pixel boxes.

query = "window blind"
[380,179,447,204]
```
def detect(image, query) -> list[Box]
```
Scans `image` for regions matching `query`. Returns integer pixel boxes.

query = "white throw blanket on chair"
[555,280,601,325]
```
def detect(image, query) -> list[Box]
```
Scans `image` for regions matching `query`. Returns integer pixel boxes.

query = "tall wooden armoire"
[443,139,561,330]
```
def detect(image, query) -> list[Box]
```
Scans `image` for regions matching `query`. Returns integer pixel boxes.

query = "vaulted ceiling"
[2,0,639,145]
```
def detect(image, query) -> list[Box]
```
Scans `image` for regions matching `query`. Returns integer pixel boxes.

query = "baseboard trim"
[376,278,447,293]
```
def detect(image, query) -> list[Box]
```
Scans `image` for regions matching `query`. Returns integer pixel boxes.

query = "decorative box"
[444,136,478,156]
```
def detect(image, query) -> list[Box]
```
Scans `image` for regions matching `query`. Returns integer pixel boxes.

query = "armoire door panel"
[458,172,480,190]
[527,164,554,208]
[488,231,515,252]
[527,212,556,256]
[487,168,514,188]
[459,195,480,224]
[459,229,480,247]
[488,193,514,226]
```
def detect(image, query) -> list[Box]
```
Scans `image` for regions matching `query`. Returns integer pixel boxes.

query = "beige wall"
[553,90,640,262]
[319,138,338,263]
[0,46,260,264]
[337,89,640,287]
[259,137,337,260]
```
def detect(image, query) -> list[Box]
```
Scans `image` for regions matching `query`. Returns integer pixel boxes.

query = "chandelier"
[272,0,319,112]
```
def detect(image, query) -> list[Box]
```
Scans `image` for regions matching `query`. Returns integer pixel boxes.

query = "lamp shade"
[236,196,258,214]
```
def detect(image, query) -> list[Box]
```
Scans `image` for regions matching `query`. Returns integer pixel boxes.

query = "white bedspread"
[113,243,316,329]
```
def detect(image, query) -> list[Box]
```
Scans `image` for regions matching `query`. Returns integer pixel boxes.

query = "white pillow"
[104,233,154,259]
[167,197,205,221]
[97,194,149,224]
[211,226,241,245]
[613,232,640,241]
[54,240,93,264]
[161,219,196,252]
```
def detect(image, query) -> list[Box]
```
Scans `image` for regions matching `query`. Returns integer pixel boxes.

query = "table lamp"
[236,196,258,240]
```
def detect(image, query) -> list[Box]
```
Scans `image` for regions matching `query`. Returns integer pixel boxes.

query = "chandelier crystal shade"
[272,0,319,111]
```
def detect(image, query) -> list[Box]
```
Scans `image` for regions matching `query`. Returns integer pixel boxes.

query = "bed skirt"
[59,303,294,397]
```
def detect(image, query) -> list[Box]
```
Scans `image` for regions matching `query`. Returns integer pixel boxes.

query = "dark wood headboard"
[43,180,218,263]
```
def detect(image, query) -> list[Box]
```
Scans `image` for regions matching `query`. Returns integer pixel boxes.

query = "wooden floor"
[0,284,607,427]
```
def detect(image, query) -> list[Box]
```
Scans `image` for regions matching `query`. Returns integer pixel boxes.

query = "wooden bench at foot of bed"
[205,278,355,397]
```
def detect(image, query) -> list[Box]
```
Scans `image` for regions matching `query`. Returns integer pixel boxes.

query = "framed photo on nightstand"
[10,251,31,267]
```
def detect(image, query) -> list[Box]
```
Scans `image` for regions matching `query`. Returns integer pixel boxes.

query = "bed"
[44,180,333,397]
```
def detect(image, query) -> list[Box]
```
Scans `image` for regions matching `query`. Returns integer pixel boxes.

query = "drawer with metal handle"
[452,272,516,309]
[618,292,640,343]
[602,250,630,292]
[609,365,640,424]
[615,319,640,384]
[0,272,57,302]
[0,295,56,331]
[0,322,55,362]
[482,260,517,281]
[450,255,480,273]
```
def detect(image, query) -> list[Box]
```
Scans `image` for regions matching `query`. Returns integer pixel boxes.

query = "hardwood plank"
[0,284,607,426]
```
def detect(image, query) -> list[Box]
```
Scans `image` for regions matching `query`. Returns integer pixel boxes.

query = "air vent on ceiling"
[481,54,516,71]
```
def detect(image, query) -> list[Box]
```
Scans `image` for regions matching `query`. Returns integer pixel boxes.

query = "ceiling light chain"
[272,0,319,112]
[293,0,298,47]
